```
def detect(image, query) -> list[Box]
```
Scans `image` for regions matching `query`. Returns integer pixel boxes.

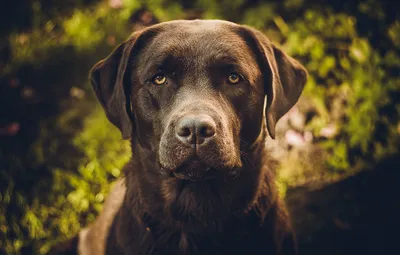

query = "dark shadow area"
[0,45,97,192]
[287,154,400,255]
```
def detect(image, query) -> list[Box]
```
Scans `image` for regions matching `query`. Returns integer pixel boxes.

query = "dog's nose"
[176,114,216,145]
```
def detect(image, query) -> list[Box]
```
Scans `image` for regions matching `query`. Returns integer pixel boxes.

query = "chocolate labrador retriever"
[60,19,307,255]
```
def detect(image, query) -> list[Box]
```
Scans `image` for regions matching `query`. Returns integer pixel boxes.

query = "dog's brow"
[208,55,258,82]
[142,53,181,76]
[208,54,246,71]
[210,54,239,64]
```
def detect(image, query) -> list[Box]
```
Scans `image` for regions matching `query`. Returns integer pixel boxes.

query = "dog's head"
[90,20,306,183]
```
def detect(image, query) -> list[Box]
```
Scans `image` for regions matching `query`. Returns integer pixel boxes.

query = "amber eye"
[152,74,167,85]
[228,72,241,84]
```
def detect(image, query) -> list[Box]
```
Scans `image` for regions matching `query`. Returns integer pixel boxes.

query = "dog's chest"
[150,228,273,255]
[110,216,273,255]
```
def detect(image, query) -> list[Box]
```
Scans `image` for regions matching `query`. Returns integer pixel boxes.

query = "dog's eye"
[227,72,241,84]
[152,74,167,85]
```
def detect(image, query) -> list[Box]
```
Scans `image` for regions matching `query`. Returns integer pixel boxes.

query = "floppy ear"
[89,34,138,139]
[241,26,308,139]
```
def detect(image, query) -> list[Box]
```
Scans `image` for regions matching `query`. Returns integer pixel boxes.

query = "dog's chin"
[159,160,242,226]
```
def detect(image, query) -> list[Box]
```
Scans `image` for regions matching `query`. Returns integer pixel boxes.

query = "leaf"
[349,38,371,63]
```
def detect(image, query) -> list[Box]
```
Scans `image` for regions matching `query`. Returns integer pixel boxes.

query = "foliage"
[1,101,130,254]
[283,8,400,170]
[0,0,399,254]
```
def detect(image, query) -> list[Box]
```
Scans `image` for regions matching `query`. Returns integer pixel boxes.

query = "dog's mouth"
[172,160,218,181]
[161,159,240,182]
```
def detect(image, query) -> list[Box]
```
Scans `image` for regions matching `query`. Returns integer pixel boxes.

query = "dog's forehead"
[151,19,243,44]
[140,20,256,68]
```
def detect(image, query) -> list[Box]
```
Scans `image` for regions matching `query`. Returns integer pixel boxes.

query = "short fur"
[54,19,307,255]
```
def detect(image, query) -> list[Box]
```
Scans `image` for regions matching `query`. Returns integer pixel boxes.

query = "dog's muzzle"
[159,113,240,181]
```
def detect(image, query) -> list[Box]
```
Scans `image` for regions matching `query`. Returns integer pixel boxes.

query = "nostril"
[177,127,191,137]
[175,114,216,145]
[199,125,215,138]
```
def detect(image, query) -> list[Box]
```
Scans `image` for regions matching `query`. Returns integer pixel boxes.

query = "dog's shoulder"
[78,178,126,255]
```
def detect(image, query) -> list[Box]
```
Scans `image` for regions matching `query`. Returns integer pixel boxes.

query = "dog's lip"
[159,159,241,181]
[173,160,217,181]
[172,170,216,181]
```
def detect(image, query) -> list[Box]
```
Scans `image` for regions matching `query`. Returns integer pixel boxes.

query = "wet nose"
[175,114,216,145]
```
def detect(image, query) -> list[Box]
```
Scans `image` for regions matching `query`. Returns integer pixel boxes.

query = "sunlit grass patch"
[22,104,130,254]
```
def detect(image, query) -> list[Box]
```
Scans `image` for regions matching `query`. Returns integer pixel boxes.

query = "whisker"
[240,150,256,170]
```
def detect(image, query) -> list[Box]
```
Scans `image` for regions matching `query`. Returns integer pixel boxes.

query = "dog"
[56,19,307,255]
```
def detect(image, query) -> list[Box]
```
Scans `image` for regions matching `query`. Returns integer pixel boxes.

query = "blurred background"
[0,0,399,254]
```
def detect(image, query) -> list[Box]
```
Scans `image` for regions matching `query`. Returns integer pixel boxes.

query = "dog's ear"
[240,26,307,139]
[90,34,139,139]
